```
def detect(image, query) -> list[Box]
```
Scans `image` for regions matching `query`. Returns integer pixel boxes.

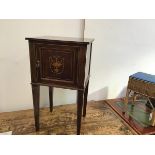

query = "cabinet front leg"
[49,86,53,112]
[77,90,84,135]
[83,81,89,117]
[32,84,40,131]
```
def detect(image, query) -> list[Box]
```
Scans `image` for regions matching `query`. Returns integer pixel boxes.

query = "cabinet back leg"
[83,81,89,117]
[49,86,53,112]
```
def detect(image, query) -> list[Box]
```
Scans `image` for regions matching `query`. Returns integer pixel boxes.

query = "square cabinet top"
[25,36,94,45]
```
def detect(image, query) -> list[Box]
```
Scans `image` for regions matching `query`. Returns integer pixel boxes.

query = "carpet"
[0,101,134,135]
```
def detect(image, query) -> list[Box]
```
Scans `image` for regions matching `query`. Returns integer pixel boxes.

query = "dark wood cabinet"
[26,36,94,135]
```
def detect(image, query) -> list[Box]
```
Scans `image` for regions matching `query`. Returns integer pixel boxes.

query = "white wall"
[85,19,155,100]
[0,19,83,112]
[2,19,155,112]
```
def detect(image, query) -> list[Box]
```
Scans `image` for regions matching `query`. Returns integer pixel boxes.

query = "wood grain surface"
[0,100,133,135]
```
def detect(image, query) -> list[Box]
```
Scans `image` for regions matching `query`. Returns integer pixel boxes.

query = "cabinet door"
[36,44,78,87]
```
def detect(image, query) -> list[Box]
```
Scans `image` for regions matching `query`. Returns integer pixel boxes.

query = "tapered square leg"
[83,81,89,117]
[49,86,53,112]
[31,84,40,131]
[77,90,84,135]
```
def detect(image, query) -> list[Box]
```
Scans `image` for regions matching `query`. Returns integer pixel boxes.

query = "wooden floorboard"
[0,100,134,135]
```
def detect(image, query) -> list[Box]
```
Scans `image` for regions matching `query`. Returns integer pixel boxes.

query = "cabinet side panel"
[28,41,39,83]
[84,44,92,84]
[77,46,87,89]
[29,41,36,82]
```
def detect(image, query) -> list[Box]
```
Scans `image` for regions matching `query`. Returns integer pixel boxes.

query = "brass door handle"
[36,60,40,68]
[35,60,40,81]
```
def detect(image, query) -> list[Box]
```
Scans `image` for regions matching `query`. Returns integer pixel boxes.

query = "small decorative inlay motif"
[49,56,64,74]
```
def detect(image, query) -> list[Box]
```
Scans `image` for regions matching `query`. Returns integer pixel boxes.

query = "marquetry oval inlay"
[49,56,64,74]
